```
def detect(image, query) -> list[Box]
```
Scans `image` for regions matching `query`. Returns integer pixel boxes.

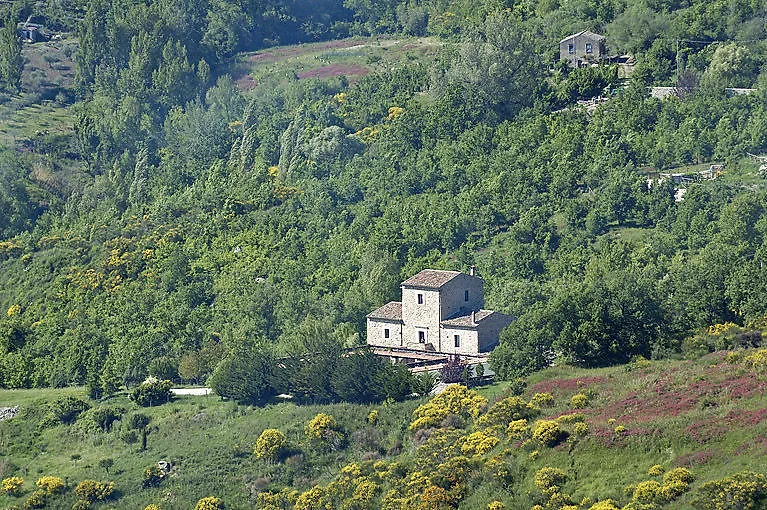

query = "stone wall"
[440,326,480,356]
[477,313,514,352]
[366,318,403,348]
[439,274,484,321]
[402,287,441,350]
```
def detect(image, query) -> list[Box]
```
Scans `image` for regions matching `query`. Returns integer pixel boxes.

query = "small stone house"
[560,31,606,67]
[366,269,513,355]
[17,23,43,42]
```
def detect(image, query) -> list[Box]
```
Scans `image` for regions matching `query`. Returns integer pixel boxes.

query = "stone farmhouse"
[366,269,513,356]
[560,30,606,67]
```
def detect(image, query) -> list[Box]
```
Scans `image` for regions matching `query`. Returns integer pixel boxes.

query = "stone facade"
[366,269,513,355]
[559,31,606,67]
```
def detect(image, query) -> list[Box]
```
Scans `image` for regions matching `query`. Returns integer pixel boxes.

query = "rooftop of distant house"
[401,269,466,289]
[440,310,496,328]
[559,30,605,43]
[367,301,402,321]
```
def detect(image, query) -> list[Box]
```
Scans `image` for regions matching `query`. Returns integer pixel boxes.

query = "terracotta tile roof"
[401,269,463,289]
[441,310,495,328]
[367,301,403,321]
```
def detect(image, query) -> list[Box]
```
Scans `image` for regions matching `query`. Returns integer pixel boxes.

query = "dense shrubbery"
[409,385,487,431]
[41,397,90,427]
[142,465,167,488]
[305,413,345,451]
[130,379,172,407]
[35,476,64,495]
[477,395,540,426]
[692,471,767,510]
[254,429,287,461]
[532,420,567,447]
[195,496,224,510]
[74,479,114,503]
[2,475,23,496]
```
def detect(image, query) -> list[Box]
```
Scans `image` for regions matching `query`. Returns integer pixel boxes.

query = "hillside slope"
[1,350,766,509]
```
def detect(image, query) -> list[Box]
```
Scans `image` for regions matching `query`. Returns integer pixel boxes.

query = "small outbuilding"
[16,22,47,43]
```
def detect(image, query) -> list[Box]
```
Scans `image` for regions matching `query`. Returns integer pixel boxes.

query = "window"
[585,42,592,54]
[418,331,425,343]
[568,43,574,54]
[384,328,390,339]
[464,290,469,302]
[417,293,424,305]
[454,334,460,348]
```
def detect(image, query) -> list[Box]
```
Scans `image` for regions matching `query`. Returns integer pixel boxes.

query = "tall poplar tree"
[0,18,22,92]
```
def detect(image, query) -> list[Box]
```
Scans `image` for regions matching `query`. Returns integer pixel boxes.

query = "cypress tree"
[0,18,22,92]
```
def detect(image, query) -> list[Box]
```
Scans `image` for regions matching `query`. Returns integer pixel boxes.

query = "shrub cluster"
[40,397,90,428]
[588,500,620,510]
[691,471,767,510]
[195,496,224,510]
[570,393,588,409]
[142,465,167,488]
[130,379,173,406]
[2,476,24,496]
[534,467,568,495]
[74,479,115,503]
[533,467,576,509]
[626,468,694,506]
[532,420,567,447]
[305,413,344,451]
[529,392,555,407]
[460,430,499,456]
[24,489,47,508]
[573,422,589,437]
[35,476,64,495]
[507,419,529,439]
[409,385,487,431]
[254,429,287,461]
[477,395,539,427]
[743,349,767,370]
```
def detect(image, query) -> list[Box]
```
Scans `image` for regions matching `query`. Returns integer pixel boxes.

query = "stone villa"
[366,269,513,355]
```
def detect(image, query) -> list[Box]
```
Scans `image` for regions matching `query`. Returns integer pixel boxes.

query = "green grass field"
[233,36,442,92]
[1,350,766,509]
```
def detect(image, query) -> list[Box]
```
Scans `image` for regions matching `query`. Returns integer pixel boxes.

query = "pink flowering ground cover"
[529,376,608,395]
[527,353,767,456]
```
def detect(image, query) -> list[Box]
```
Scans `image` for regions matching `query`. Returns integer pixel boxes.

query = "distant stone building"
[366,268,513,355]
[560,31,606,67]
[17,22,45,42]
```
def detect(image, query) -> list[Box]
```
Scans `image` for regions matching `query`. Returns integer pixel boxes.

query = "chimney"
[471,310,476,325]
[469,265,476,277]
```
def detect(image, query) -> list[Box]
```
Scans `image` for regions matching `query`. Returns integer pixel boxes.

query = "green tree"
[0,18,22,92]
[702,43,759,90]
[208,344,276,405]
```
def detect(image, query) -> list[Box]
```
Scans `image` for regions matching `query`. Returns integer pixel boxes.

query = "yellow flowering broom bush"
[195,496,224,510]
[477,395,539,427]
[409,385,487,431]
[2,476,24,496]
[532,420,567,447]
[35,476,64,495]
[254,429,287,461]
[691,471,767,510]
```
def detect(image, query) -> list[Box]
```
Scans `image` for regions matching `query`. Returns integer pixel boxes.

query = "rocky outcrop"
[0,406,20,421]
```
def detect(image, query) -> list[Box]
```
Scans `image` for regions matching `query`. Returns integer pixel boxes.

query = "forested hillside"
[0,0,766,398]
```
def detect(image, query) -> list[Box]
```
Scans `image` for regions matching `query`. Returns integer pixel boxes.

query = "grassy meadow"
[1,350,766,509]
[233,36,442,91]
